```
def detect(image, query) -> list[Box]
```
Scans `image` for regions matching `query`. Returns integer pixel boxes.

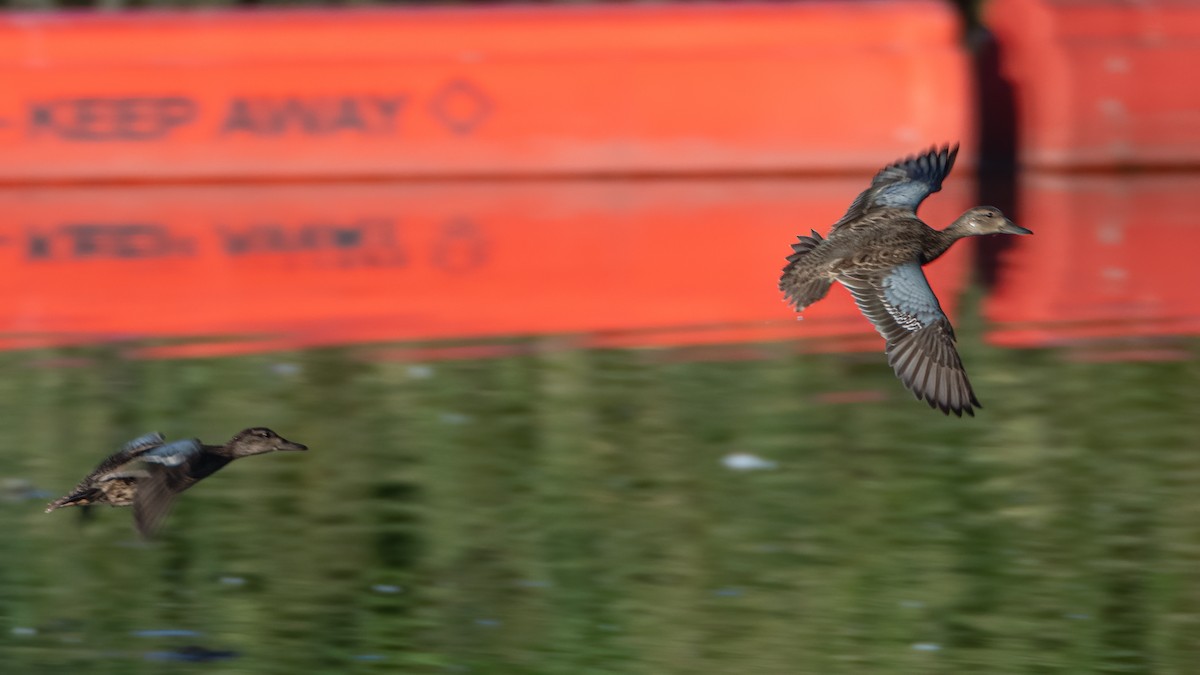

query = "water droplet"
[407,365,434,380]
[722,453,777,471]
[270,362,300,377]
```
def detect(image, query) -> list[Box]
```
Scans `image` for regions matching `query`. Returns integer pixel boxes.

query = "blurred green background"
[3,327,1198,673]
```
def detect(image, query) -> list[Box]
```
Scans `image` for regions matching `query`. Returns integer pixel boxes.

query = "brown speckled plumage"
[46,428,307,537]
[779,144,1032,416]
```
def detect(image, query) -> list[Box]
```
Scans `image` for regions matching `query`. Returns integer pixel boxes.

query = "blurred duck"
[778,144,1031,416]
[46,428,307,537]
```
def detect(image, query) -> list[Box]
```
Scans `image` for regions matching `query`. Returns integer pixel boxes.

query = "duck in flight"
[778,144,1031,416]
[45,428,307,537]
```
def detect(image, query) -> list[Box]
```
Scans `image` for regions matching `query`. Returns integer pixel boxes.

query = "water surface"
[1,337,1197,673]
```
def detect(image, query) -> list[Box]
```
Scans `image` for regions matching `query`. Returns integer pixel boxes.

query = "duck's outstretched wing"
[132,439,203,537]
[840,262,980,416]
[86,432,166,479]
[831,144,959,233]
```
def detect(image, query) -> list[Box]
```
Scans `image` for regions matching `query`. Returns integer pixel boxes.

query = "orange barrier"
[986,0,1200,169]
[0,3,968,182]
[984,173,1200,347]
[0,179,973,356]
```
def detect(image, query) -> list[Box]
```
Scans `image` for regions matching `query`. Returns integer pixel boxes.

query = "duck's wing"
[85,432,166,480]
[831,144,958,233]
[139,439,204,468]
[132,439,203,537]
[840,261,980,416]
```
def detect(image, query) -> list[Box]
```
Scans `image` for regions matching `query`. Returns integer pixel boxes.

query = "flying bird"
[46,427,307,537]
[778,144,1031,416]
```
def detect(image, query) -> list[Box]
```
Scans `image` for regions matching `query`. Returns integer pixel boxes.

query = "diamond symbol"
[428,79,492,136]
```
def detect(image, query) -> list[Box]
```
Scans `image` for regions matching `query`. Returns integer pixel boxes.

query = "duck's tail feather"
[780,230,833,311]
[45,489,96,513]
[784,229,824,264]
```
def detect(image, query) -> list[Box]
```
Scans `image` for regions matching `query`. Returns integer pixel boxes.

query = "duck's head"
[226,427,308,457]
[955,206,1032,236]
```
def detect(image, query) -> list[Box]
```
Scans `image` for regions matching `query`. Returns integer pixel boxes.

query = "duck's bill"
[279,440,309,452]
[1000,220,1033,235]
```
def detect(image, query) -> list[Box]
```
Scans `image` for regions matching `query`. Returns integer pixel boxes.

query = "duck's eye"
[984,211,995,218]
[254,430,272,438]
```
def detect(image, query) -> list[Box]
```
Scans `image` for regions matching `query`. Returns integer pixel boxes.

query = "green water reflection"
[1,338,1198,673]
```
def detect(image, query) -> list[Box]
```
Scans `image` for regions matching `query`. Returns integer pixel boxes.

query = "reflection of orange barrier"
[985,174,1200,347]
[987,0,1200,169]
[0,180,972,356]
[0,3,968,182]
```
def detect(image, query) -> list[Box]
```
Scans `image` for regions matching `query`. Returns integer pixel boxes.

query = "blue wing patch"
[871,181,939,210]
[880,262,947,331]
[141,439,203,467]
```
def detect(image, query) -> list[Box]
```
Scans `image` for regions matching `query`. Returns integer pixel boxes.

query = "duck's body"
[46,428,307,536]
[779,145,1031,416]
